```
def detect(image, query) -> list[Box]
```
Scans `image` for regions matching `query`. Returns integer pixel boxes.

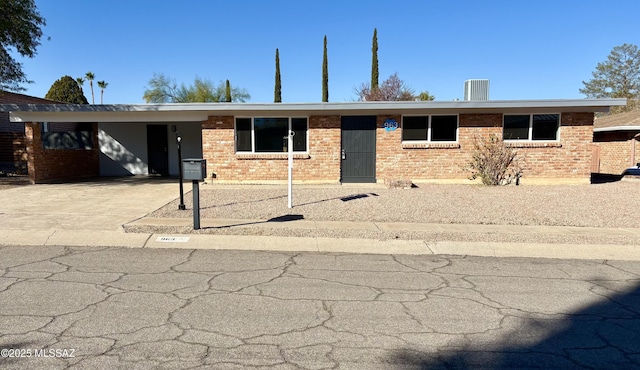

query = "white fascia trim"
[2,98,627,112]
[594,126,640,132]
[4,99,627,123]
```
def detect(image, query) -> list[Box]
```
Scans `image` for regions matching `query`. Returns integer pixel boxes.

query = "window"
[41,122,93,149]
[235,117,308,153]
[402,115,458,142]
[503,114,560,141]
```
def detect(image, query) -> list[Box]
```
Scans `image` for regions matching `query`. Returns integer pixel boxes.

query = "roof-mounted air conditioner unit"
[464,79,490,101]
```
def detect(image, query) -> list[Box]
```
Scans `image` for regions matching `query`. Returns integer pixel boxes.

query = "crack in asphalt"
[0,247,638,369]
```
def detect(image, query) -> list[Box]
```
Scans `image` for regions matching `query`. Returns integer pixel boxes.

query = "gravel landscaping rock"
[149,182,638,228]
[125,182,640,245]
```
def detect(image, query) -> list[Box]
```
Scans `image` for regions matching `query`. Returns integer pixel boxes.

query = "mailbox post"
[182,158,207,230]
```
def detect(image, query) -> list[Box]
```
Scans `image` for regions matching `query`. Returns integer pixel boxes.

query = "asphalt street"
[1,246,639,369]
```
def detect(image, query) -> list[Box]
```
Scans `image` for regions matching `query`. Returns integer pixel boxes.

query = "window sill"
[505,142,562,148]
[401,142,460,149]
[236,153,311,160]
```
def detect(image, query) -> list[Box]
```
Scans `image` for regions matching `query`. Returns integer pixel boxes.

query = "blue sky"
[16,0,640,104]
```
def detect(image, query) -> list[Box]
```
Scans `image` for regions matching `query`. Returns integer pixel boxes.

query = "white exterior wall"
[98,122,202,176]
[167,122,203,175]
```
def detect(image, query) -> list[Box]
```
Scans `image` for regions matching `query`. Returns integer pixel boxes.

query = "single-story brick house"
[1,99,626,184]
[593,110,640,175]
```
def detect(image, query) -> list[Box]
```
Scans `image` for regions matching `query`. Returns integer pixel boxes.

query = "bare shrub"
[466,135,523,185]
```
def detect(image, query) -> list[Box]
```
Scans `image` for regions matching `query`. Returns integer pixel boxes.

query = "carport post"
[174,127,186,210]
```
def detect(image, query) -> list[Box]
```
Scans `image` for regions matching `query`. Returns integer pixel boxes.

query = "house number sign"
[384,118,398,132]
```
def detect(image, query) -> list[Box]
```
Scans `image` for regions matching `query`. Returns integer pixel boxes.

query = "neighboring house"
[0,91,61,174]
[1,99,626,184]
[593,110,640,175]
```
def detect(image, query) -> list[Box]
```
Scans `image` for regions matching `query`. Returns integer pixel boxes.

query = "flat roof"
[1,99,627,123]
[593,109,640,132]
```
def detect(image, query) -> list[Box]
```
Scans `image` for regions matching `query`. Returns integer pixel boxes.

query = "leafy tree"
[85,71,95,104]
[580,43,640,111]
[44,75,88,104]
[274,48,281,103]
[225,79,231,102]
[0,0,47,91]
[355,73,415,101]
[322,35,328,102]
[371,28,379,91]
[97,80,108,104]
[418,91,435,101]
[142,73,250,103]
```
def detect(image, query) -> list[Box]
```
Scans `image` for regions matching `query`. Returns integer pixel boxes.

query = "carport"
[2,104,206,183]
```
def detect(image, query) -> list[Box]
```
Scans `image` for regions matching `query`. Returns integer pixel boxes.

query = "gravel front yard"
[127,181,640,244]
[149,182,638,228]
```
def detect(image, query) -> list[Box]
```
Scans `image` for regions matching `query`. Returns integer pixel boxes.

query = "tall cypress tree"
[274,48,282,103]
[322,35,329,102]
[371,28,379,90]
[225,79,232,102]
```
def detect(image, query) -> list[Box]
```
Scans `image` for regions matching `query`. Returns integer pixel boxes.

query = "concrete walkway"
[0,177,639,261]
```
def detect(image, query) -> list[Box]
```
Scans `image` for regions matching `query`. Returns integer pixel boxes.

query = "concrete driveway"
[0,177,187,232]
[1,177,639,261]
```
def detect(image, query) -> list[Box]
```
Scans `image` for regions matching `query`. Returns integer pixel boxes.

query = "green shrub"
[466,135,523,185]
[45,75,88,104]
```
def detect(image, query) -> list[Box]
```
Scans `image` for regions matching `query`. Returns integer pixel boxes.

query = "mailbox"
[182,158,207,181]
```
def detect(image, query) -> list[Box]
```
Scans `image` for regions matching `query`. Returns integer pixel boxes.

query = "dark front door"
[147,124,169,175]
[341,116,376,183]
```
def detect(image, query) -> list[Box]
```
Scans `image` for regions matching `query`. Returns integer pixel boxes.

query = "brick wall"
[376,112,593,182]
[25,122,99,184]
[0,132,27,173]
[377,114,503,181]
[0,112,25,132]
[201,112,595,184]
[508,113,594,179]
[594,130,640,174]
[202,115,341,183]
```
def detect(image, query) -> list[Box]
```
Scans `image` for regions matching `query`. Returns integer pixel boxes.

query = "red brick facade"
[25,122,99,184]
[0,132,27,174]
[202,115,342,183]
[594,131,640,174]
[201,112,596,184]
[1,91,61,175]
[511,113,594,179]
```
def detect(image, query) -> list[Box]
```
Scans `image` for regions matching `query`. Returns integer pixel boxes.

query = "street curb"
[2,229,638,261]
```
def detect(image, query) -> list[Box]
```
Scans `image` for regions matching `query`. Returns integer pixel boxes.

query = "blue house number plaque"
[384,118,398,132]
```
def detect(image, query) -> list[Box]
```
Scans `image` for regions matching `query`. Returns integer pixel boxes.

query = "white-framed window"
[235,117,308,153]
[402,115,458,142]
[503,114,560,141]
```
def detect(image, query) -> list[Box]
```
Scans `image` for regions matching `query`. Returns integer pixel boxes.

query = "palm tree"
[85,71,95,104]
[76,77,85,91]
[97,81,108,104]
[418,91,435,101]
